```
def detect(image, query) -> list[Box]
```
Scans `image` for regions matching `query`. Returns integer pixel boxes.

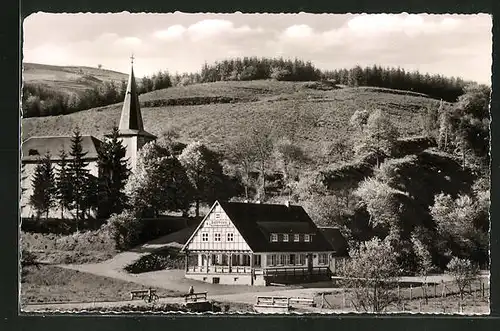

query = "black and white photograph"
[20,12,491,314]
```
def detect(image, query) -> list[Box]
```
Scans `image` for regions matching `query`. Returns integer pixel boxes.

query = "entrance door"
[307,254,313,274]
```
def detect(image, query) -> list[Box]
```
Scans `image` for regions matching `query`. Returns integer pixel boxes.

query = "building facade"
[20,59,156,219]
[181,201,348,286]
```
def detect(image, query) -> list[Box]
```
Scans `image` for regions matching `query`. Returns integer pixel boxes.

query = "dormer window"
[271,233,278,242]
[304,234,311,242]
[294,234,300,242]
[283,234,289,242]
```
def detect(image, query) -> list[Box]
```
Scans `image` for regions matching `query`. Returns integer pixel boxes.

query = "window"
[271,233,278,242]
[289,254,296,265]
[267,254,277,266]
[294,234,300,242]
[202,233,209,242]
[215,213,221,219]
[318,253,328,265]
[299,254,306,265]
[227,233,234,242]
[278,254,288,266]
[283,234,289,242]
[304,234,311,242]
[214,233,221,241]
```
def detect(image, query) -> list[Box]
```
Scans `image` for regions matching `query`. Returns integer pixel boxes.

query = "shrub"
[108,211,144,251]
[124,248,184,274]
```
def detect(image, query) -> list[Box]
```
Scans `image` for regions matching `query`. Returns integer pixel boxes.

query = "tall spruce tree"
[97,126,130,218]
[29,152,56,219]
[68,127,90,225]
[55,149,73,219]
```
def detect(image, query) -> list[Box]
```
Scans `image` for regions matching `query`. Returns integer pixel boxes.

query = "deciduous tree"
[126,142,193,217]
[353,109,399,168]
[339,238,400,312]
[447,257,479,301]
[179,141,227,217]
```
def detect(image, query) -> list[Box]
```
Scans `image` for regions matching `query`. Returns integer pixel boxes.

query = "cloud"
[21,13,492,83]
[154,25,187,41]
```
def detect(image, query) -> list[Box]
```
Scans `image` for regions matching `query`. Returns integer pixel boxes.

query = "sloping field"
[22,80,441,161]
[23,62,128,94]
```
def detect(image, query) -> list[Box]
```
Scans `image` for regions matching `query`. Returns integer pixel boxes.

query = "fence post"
[402,302,405,312]
[482,281,485,299]
[342,289,346,310]
[410,285,413,301]
[434,283,437,298]
[442,282,446,298]
[321,293,325,309]
[397,284,400,301]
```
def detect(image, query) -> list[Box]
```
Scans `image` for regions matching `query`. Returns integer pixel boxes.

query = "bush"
[108,211,144,251]
[124,248,185,274]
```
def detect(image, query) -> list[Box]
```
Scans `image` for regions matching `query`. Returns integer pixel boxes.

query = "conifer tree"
[55,148,73,219]
[29,152,56,219]
[97,126,130,218]
[68,127,90,225]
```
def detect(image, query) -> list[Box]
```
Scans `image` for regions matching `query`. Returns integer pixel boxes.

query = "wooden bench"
[185,292,208,303]
[256,296,315,308]
[289,297,315,307]
[130,289,158,303]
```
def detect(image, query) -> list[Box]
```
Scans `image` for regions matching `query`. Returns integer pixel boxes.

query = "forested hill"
[22,74,491,274]
[22,57,478,118]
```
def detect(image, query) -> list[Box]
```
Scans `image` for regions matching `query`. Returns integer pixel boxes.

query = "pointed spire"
[119,57,144,132]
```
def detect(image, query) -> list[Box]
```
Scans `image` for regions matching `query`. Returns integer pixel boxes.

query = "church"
[20,59,156,219]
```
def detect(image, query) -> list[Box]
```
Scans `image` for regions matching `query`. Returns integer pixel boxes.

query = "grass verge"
[20,264,181,305]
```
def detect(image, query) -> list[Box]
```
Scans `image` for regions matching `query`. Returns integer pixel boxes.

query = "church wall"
[119,137,138,172]
[20,161,98,219]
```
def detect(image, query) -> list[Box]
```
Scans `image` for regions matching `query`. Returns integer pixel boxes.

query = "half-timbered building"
[181,200,348,286]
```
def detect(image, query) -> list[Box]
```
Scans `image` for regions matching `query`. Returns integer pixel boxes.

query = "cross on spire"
[130,53,135,65]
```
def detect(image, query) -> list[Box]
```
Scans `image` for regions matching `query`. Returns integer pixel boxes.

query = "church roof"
[21,135,102,162]
[117,61,156,139]
[184,201,340,253]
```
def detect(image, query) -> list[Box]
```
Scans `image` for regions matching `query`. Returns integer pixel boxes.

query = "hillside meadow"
[23,62,128,94]
[22,80,441,163]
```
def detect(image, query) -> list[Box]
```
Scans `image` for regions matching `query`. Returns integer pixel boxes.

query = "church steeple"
[119,55,145,132]
[108,56,156,172]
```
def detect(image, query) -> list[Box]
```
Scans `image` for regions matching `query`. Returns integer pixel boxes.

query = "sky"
[23,12,492,84]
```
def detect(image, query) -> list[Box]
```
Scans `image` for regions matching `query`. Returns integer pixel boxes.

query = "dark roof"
[319,227,349,257]
[217,201,335,253]
[118,64,156,139]
[22,135,102,162]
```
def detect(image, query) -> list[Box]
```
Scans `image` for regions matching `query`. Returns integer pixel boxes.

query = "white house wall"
[186,203,251,252]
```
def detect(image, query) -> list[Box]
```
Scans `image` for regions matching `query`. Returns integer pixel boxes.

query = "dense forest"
[22,57,477,118]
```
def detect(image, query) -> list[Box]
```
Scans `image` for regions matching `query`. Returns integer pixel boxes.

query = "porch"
[185,252,261,274]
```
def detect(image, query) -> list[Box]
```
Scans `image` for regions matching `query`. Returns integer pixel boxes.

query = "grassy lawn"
[21,264,181,305]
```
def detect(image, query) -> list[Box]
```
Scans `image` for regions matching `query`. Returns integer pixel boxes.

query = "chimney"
[285,201,290,208]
